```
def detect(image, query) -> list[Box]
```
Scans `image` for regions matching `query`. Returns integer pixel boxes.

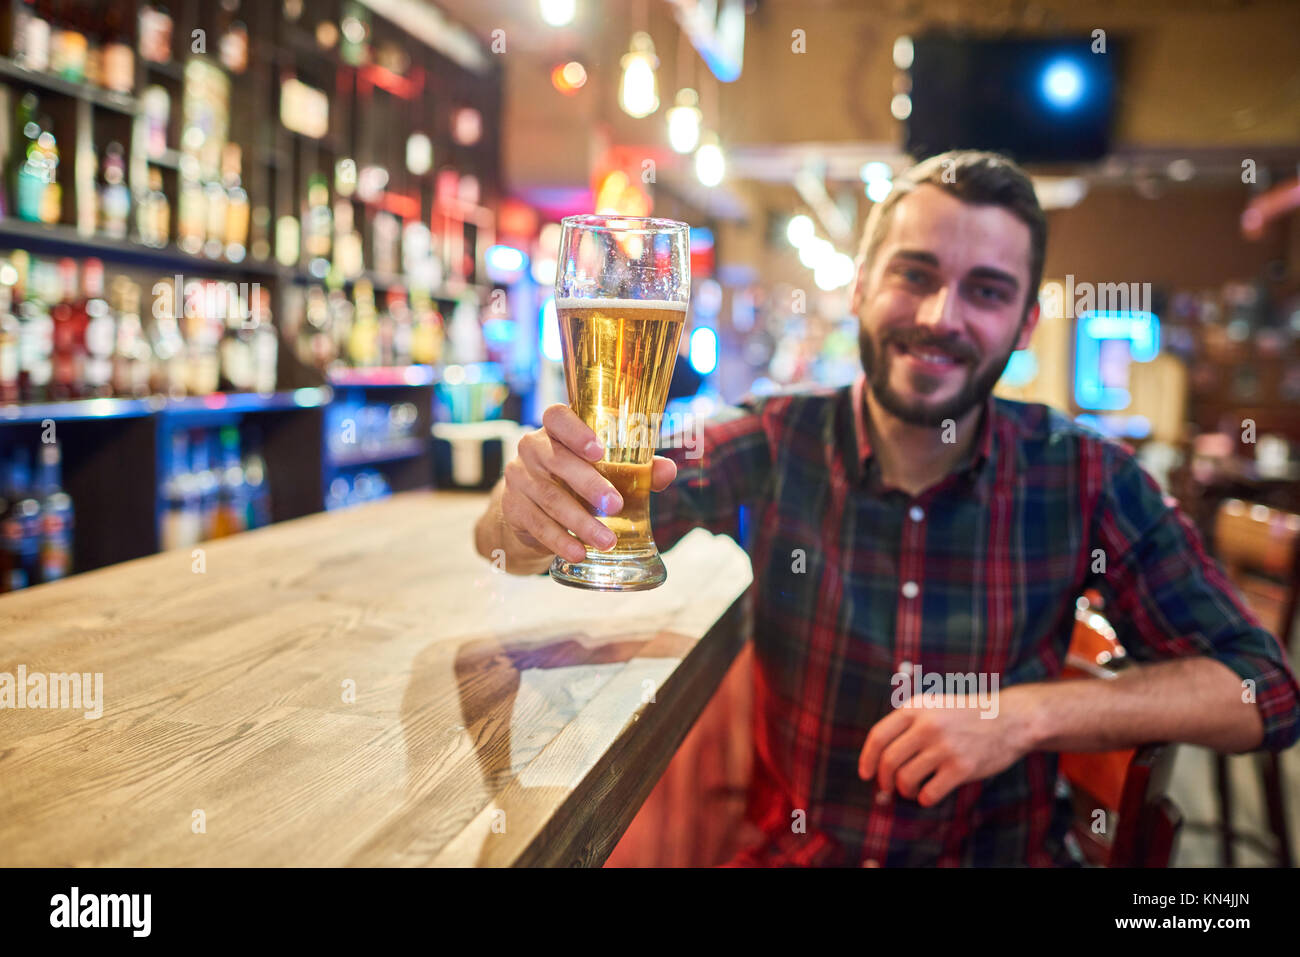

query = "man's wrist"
[1005,682,1055,753]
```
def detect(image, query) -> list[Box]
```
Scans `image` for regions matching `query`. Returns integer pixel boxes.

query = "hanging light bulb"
[695,132,725,187]
[619,32,659,118]
[666,88,702,154]
[539,0,575,27]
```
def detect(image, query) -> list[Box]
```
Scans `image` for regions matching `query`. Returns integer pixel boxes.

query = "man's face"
[852,184,1041,427]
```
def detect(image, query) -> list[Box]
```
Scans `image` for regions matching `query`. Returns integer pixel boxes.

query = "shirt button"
[901,581,919,599]
[908,505,924,522]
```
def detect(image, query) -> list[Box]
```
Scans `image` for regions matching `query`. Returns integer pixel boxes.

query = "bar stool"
[1209,499,1300,867]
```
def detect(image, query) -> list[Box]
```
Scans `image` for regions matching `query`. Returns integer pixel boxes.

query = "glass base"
[549,548,667,592]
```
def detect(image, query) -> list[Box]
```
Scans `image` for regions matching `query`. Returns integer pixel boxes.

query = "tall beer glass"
[550,215,690,591]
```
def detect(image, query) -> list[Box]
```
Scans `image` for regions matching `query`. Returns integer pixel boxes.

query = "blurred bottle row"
[282,278,444,373]
[0,251,277,403]
[159,425,270,551]
[325,399,418,457]
[0,439,72,592]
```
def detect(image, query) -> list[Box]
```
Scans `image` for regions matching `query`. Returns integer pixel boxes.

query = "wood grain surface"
[0,491,753,867]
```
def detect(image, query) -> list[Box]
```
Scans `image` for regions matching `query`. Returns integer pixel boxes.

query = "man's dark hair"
[856,150,1047,319]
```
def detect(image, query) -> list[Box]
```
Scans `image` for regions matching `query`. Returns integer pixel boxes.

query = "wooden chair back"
[1057,606,1182,866]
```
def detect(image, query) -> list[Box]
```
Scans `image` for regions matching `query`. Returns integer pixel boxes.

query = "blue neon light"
[1074,310,1160,411]
[540,297,561,363]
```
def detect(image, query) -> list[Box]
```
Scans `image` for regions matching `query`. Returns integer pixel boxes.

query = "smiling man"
[473,150,1300,866]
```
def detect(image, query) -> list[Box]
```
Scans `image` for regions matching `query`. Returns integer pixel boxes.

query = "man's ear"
[1014,300,1041,351]
[850,258,867,314]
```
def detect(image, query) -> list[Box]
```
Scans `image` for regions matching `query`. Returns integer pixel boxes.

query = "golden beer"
[554,298,687,588]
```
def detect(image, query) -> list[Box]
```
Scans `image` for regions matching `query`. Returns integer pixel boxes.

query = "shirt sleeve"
[649,396,777,553]
[1086,439,1300,752]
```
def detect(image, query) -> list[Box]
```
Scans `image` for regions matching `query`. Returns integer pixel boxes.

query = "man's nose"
[915,284,960,331]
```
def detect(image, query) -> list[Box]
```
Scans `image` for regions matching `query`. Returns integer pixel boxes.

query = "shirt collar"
[850,372,997,499]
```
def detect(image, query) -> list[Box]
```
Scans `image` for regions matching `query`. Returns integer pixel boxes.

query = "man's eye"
[900,268,927,284]
[974,285,1009,302]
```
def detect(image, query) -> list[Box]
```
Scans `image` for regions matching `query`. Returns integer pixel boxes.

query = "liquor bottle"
[17,258,54,401]
[303,174,331,261]
[221,143,249,262]
[301,284,332,368]
[147,274,186,397]
[372,211,399,277]
[34,112,60,224]
[327,286,352,366]
[100,4,134,94]
[409,287,444,365]
[49,0,88,83]
[219,282,253,392]
[141,85,169,159]
[80,258,114,398]
[6,0,51,72]
[217,1,247,75]
[188,281,221,396]
[339,2,371,67]
[48,256,82,399]
[202,177,226,259]
[377,286,397,367]
[144,167,169,247]
[76,148,98,236]
[83,6,101,89]
[191,429,219,540]
[347,279,378,367]
[251,286,276,394]
[137,2,171,64]
[0,449,41,592]
[109,275,150,397]
[99,141,130,237]
[177,173,205,255]
[386,286,411,366]
[241,429,271,530]
[159,429,200,550]
[36,441,72,582]
[210,425,247,538]
[9,95,50,223]
[0,279,18,403]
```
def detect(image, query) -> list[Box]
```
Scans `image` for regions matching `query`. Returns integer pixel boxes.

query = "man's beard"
[859,322,1021,428]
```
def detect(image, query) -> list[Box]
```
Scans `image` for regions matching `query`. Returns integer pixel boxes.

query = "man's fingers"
[650,456,677,491]
[894,746,944,801]
[859,710,909,781]
[874,725,927,796]
[512,462,616,552]
[542,404,603,460]
[916,763,967,807]
[520,433,623,515]
[501,485,588,564]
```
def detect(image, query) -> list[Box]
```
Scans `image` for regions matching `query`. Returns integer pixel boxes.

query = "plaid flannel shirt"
[651,375,1300,866]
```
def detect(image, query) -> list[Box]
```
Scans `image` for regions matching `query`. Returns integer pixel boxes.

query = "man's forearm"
[1016,656,1265,754]
[473,478,553,575]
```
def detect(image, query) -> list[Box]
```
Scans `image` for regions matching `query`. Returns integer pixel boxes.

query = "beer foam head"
[556,298,688,313]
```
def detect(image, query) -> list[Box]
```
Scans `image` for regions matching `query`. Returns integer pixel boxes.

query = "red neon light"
[359,64,425,100]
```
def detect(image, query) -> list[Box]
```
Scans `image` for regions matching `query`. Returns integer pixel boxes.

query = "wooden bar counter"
[0,491,753,867]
